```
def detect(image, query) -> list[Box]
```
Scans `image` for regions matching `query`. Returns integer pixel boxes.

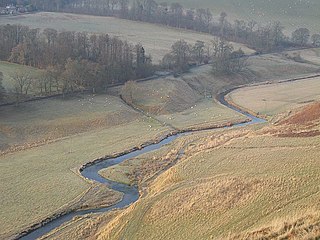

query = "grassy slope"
[0,61,42,90]
[228,77,320,116]
[93,102,320,240]
[0,94,140,151]
[120,52,319,130]
[29,50,320,239]
[1,49,319,238]
[165,0,320,33]
[0,12,254,62]
[0,94,172,238]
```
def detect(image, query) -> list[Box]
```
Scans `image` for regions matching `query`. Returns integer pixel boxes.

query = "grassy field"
[284,48,320,66]
[0,94,141,151]
[228,77,320,116]
[18,52,320,239]
[0,12,254,62]
[50,103,320,239]
[0,94,174,238]
[165,0,320,34]
[1,47,320,238]
[0,61,42,91]
[92,101,320,240]
[118,51,319,129]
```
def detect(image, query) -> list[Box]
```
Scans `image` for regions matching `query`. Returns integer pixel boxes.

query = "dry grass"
[229,211,320,240]
[1,49,320,238]
[0,94,141,152]
[85,97,320,240]
[94,121,320,240]
[165,0,320,34]
[0,12,254,62]
[228,77,320,116]
[284,48,320,66]
[0,93,173,239]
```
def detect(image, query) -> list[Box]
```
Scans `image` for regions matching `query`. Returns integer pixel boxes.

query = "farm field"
[165,0,320,33]
[0,12,254,62]
[227,77,320,116]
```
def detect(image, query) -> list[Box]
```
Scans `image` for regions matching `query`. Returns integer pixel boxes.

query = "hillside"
[0,12,254,63]
[165,0,320,33]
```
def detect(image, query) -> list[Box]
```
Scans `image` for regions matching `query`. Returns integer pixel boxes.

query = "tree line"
[0,24,153,101]
[161,38,248,75]
[4,0,320,52]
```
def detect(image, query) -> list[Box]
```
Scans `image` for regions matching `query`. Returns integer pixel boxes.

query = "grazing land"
[284,48,320,66]
[1,47,320,239]
[48,100,320,240]
[0,94,173,238]
[62,98,320,240]
[0,12,254,62]
[228,77,320,116]
[118,51,319,129]
[38,50,320,239]
[166,0,320,33]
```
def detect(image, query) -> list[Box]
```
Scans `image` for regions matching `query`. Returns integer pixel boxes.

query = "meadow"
[60,80,320,239]
[0,12,254,62]
[1,45,320,239]
[228,77,320,116]
[48,101,320,239]
[36,49,320,239]
[165,0,320,33]
[0,94,173,239]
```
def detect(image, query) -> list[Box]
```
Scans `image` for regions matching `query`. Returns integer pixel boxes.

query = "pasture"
[0,94,172,238]
[0,12,254,62]
[166,0,320,33]
[53,105,320,239]
[227,76,320,116]
[92,101,320,239]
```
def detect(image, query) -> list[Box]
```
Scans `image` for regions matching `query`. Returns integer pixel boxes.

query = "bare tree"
[0,71,5,101]
[311,34,320,47]
[11,71,33,104]
[292,28,310,46]
[121,80,138,104]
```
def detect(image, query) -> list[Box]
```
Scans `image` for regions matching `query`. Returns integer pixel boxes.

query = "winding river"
[19,91,266,240]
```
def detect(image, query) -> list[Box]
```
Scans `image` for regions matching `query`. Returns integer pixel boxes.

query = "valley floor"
[0,49,320,239]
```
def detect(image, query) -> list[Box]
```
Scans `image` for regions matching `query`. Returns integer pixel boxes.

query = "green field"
[166,0,320,33]
[0,61,42,91]
[0,94,173,238]
[0,12,254,62]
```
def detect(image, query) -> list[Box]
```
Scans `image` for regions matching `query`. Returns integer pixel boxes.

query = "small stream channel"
[19,91,266,240]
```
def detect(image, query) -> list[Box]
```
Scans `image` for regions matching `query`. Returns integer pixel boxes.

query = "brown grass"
[280,102,320,126]
[90,101,320,240]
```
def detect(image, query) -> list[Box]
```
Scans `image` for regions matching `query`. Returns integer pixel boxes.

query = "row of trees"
[0,25,153,96]
[9,0,320,52]
[162,40,209,72]
[162,39,248,75]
